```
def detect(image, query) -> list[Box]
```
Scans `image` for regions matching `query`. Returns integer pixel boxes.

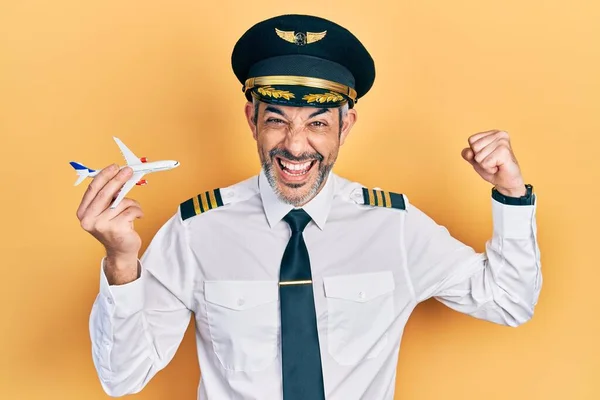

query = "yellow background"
[2,0,599,398]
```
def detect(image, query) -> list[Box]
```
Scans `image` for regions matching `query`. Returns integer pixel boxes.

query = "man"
[81,14,541,400]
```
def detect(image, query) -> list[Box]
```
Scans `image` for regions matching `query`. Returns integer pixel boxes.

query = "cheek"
[309,131,340,158]
[255,132,275,158]
[257,127,286,148]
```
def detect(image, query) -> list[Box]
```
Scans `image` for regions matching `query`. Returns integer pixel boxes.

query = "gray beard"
[262,159,334,206]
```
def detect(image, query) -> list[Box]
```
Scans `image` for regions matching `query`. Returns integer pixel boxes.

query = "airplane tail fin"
[69,161,95,186]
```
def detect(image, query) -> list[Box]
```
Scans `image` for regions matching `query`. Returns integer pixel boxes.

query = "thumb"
[461,147,474,163]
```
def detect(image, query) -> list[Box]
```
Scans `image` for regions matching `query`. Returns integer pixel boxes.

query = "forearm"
[90,259,191,396]
[433,198,541,326]
[484,198,542,321]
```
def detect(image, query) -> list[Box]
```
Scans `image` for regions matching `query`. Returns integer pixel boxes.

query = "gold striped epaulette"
[361,187,406,210]
[180,189,224,221]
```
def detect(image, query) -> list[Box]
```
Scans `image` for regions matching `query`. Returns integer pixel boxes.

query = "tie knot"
[283,209,312,233]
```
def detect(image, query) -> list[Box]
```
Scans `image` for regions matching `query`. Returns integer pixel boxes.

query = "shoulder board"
[361,187,406,210]
[180,188,224,221]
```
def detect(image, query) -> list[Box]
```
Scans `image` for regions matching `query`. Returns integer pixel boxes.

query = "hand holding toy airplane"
[70,137,179,209]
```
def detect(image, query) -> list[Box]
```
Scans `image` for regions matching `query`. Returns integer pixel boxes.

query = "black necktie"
[279,209,326,399]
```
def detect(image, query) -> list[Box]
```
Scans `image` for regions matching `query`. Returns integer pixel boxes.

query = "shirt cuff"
[99,257,145,318]
[491,195,537,239]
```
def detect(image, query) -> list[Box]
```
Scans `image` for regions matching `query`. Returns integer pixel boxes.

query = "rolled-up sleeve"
[89,212,194,396]
[405,195,542,327]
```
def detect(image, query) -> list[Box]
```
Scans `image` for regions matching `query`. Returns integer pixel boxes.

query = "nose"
[283,129,309,156]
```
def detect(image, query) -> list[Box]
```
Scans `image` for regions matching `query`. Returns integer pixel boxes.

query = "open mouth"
[276,157,317,179]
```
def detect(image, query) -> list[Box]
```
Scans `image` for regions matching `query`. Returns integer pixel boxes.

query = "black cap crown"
[231,14,375,108]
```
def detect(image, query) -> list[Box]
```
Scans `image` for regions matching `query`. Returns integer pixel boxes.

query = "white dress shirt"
[89,170,542,399]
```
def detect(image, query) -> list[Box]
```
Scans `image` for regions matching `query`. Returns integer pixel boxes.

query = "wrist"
[104,253,140,285]
[495,185,527,197]
[492,184,534,205]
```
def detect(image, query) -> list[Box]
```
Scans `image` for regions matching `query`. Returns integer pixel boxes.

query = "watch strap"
[491,184,535,205]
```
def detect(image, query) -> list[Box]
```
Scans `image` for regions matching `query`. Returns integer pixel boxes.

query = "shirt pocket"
[204,280,279,372]
[323,271,395,366]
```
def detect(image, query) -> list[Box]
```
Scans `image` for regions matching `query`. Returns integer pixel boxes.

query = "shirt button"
[354,192,362,198]
[226,191,235,198]
[237,298,245,306]
[358,291,366,300]
[106,297,113,305]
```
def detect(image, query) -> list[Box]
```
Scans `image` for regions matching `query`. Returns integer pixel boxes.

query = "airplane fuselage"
[88,160,179,178]
[127,160,179,173]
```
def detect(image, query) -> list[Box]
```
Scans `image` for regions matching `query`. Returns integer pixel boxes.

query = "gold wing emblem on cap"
[275,28,296,43]
[275,28,327,46]
[306,31,327,44]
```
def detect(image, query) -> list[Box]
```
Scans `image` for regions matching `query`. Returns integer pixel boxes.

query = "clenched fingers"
[112,204,144,225]
[463,130,510,165]
[479,144,513,174]
[91,202,143,237]
[473,138,509,165]
[97,198,142,221]
[467,129,501,146]
[470,130,509,156]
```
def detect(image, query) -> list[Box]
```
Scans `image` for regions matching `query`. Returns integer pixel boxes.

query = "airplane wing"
[113,137,141,166]
[110,172,145,209]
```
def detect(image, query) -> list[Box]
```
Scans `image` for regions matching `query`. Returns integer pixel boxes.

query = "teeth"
[279,159,313,176]
[283,168,310,176]
[281,160,311,171]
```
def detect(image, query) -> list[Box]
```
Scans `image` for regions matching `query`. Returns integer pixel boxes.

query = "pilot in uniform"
[88,13,541,400]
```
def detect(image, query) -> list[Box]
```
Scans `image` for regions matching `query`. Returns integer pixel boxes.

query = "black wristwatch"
[491,184,535,205]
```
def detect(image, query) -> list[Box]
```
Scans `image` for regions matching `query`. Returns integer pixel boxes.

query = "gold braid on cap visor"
[244,76,358,102]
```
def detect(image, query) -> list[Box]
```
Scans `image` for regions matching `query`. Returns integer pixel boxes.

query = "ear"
[339,108,357,146]
[244,101,259,140]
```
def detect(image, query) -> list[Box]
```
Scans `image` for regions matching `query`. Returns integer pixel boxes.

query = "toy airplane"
[70,137,179,209]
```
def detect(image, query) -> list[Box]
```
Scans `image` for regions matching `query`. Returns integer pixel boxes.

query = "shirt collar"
[258,168,335,231]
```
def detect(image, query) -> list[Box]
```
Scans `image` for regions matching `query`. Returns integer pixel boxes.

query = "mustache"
[269,148,324,163]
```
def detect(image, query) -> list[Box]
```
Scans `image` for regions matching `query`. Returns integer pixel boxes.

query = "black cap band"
[248,55,355,89]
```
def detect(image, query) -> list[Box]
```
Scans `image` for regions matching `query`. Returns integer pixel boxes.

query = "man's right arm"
[77,164,194,396]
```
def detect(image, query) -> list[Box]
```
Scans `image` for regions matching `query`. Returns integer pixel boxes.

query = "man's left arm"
[406,130,542,326]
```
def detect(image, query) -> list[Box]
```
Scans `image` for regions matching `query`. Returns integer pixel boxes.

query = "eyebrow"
[264,105,331,120]
[308,108,330,119]
[264,106,288,119]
